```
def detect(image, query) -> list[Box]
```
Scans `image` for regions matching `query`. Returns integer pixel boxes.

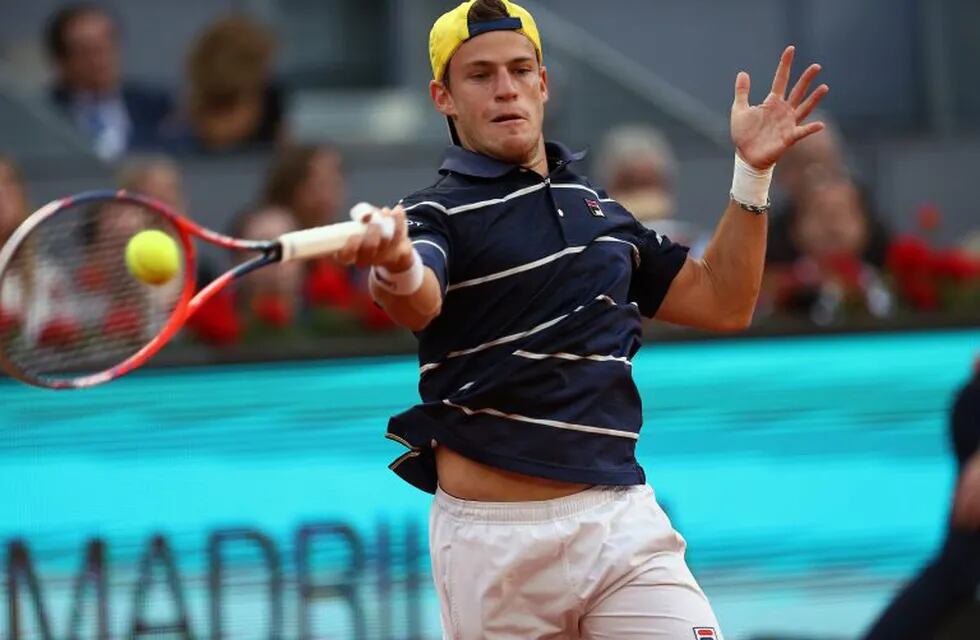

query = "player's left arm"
[655,46,829,332]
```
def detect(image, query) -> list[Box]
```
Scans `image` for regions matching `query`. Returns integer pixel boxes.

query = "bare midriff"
[435,444,591,502]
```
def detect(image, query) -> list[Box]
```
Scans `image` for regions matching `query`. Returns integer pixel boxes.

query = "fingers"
[795,83,830,122]
[770,45,795,98]
[733,71,751,110]
[335,205,411,268]
[792,120,826,144]
[787,63,821,107]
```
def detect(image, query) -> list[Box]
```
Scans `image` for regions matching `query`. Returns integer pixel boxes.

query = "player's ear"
[539,65,549,104]
[430,79,457,118]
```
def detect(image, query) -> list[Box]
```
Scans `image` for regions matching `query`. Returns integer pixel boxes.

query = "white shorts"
[429,484,723,640]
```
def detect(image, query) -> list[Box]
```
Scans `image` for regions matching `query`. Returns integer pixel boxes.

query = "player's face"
[433,31,548,165]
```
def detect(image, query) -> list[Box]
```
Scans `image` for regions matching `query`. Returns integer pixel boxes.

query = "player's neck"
[521,139,549,177]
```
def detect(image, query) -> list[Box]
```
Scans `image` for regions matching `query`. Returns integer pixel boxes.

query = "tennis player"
[338,1,829,637]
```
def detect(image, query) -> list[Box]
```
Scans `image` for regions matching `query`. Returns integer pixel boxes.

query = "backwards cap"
[429,0,543,82]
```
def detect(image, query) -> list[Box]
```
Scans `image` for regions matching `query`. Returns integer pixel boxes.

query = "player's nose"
[493,68,519,100]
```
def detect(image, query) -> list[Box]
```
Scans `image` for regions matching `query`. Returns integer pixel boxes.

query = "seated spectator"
[594,124,708,256]
[762,176,893,323]
[0,156,29,247]
[260,143,398,329]
[232,205,304,333]
[181,15,283,154]
[117,154,187,212]
[45,4,173,160]
[262,144,346,228]
[768,116,850,263]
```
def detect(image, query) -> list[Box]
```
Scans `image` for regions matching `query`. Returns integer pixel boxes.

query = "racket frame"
[0,190,279,389]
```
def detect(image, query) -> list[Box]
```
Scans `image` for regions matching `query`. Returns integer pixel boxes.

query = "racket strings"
[0,201,185,381]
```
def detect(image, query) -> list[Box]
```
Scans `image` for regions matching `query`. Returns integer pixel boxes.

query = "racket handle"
[278,215,394,263]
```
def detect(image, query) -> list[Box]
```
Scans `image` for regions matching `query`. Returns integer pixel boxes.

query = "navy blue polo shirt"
[386,141,689,493]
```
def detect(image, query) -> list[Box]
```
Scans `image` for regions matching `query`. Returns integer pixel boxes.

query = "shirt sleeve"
[403,202,452,293]
[627,221,690,318]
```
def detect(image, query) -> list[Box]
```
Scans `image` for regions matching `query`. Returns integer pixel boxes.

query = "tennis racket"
[0,190,393,389]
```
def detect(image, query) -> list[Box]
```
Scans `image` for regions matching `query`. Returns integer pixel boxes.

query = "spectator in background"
[259,142,399,330]
[45,4,173,160]
[182,15,284,154]
[117,154,186,212]
[767,116,850,263]
[263,144,346,228]
[594,124,708,256]
[762,175,893,324]
[230,205,303,332]
[863,358,980,639]
[0,156,29,247]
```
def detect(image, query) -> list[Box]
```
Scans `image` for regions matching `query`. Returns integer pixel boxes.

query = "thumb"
[733,71,751,109]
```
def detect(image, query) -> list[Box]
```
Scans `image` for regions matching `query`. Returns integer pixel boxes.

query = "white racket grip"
[277,216,394,263]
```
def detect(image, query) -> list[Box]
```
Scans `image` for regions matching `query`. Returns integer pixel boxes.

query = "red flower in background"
[886,235,931,276]
[916,203,942,233]
[251,294,292,328]
[305,260,357,309]
[102,305,143,339]
[38,317,82,348]
[902,277,940,310]
[823,252,863,290]
[75,264,108,293]
[360,296,398,330]
[185,289,241,345]
[931,249,978,281]
[0,305,19,335]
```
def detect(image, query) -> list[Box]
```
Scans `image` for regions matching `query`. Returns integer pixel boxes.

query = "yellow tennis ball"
[125,230,180,285]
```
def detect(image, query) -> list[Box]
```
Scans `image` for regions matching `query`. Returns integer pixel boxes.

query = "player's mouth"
[490,112,527,125]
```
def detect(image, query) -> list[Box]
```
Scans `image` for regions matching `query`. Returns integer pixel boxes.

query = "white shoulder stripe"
[403,182,618,218]
[402,182,551,218]
[595,235,640,264]
[412,239,448,263]
[447,245,585,292]
[447,183,547,215]
[442,399,639,440]
[402,201,449,214]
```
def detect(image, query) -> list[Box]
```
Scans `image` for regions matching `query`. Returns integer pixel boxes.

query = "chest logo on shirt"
[584,198,605,217]
[692,628,718,639]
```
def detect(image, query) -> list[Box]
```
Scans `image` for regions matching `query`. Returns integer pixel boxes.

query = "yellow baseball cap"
[429,0,543,82]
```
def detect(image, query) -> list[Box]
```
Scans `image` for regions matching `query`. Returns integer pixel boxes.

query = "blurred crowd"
[1,3,977,350]
[2,4,398,348]
[597,120,980,327]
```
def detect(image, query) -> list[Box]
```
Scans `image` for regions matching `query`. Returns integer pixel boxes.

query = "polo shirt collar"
[439,141,587,178]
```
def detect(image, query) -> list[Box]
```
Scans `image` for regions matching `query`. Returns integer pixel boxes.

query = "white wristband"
[371,248,424,296]
[730,153,774,211]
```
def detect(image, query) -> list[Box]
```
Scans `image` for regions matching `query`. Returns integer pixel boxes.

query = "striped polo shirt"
[386,141,688,493]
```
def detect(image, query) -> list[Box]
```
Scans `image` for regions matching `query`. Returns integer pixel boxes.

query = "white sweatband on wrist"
[371,248,424,296]
[730,153,774,212]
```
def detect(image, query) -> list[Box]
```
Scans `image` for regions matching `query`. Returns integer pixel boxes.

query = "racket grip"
[277,217,395,263]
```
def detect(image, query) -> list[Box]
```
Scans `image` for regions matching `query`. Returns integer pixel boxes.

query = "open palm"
[731,46,830,170]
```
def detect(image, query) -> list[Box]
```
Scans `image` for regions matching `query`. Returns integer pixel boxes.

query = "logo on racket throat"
[584,198,604,217]
[693,628,718,639]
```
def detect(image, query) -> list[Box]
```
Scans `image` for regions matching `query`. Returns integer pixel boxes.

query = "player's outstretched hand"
[730,45,830,170]
[335,205,414,271]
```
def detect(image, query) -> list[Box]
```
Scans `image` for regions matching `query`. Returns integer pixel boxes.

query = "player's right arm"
[336,205,444,332]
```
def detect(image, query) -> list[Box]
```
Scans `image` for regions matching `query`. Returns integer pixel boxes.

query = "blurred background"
[0,0,977,638]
